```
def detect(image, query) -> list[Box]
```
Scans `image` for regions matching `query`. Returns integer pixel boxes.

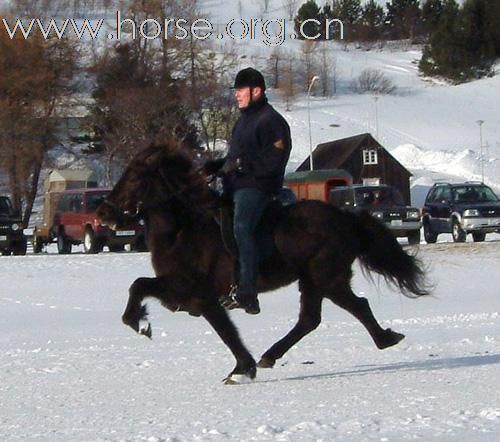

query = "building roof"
[297,133,410,177]
[46,169,97,183]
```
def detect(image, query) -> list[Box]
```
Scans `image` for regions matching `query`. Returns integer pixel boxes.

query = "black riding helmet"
[233,67,266,91]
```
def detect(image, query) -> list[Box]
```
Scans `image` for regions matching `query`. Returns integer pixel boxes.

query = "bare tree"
[0,33,77,226]
[318,42,336,97]
[278,52,298,111]
[300,40,318,92]
[351,69,396,94]
[260,0,271,14]
[282,0,299,20]
[266,47,284,89]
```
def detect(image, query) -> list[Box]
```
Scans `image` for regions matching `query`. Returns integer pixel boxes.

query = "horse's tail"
[352,211,430,298]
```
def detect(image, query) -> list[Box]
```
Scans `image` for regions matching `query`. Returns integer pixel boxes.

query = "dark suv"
[0,196,27,255]
[53,188,146,254]
[328,185,422,245]
[422,182,500,243]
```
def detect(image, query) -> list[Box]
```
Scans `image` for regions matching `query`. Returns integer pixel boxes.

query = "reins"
[104,164,209,219]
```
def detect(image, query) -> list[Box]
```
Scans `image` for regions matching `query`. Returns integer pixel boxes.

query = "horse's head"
[97,144,209,228]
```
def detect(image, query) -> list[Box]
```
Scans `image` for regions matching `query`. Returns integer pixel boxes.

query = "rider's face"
[234,86,262,109]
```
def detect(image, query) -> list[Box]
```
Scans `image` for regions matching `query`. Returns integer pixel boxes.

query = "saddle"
[216,188,296,261]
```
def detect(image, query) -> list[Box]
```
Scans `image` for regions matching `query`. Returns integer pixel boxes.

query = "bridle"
[102,163,207,221]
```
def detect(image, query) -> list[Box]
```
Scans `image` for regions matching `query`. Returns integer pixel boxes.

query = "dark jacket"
[225,96,291,195]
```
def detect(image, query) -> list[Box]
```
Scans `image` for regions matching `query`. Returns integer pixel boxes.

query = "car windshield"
[0,197,12,215]
[452,185,499,203]
[86,192,110,212]
[355,187,404,206]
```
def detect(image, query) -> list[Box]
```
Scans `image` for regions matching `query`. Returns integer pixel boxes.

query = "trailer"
[284,169,353,202]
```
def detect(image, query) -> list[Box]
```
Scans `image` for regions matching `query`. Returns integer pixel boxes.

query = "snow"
[200,1,500,195]
[0,1,499,440]
[1,243,499,440]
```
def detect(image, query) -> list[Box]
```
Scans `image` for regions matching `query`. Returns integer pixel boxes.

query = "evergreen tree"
[421,0,445,37]
[294,0,322,39]
[359,0,386,42]
[419,0,498,82]
[385,0,421,40]
[327,0,362,40]
[462,0,499,64]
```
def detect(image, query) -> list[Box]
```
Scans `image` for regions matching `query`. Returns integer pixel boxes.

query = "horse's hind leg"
[201,302,256,383]
[258,282,322,368]
[122,277,164,338]
[327,280,404,349]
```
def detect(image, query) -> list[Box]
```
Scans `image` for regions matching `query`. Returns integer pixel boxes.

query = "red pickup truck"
[52,188,146,254]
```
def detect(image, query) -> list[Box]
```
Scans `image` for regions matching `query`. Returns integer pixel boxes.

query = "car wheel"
[83,228,99,254]
[472,232,486,242]
[423,222,437,244]
[133,236,148,252]
[57,231,72,254]
[407,230,421,245]
[13,240,27,256]
[452,220,466,242]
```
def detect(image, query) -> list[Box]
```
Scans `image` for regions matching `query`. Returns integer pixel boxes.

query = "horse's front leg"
[122,277,164,338]
[202,301,256,384]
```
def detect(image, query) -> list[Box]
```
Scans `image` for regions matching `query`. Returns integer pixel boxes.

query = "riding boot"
[235,290,260,315]
[219,286,260,315]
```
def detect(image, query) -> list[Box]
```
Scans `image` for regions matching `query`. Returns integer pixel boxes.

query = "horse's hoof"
[376,329,405,349]
[257,357,275,368]
[222,373,255,385]
[139,322,152,339]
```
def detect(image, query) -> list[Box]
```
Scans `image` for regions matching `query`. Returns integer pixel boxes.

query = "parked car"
[328,184,422,245]
[51,188,146,254]
[421,182,500,243]
[0,196,27,255]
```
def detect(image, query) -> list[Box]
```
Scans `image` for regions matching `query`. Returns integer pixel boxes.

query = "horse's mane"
[136,143,214,212]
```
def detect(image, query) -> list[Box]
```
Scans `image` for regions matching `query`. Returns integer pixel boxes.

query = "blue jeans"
[233,188,271,296]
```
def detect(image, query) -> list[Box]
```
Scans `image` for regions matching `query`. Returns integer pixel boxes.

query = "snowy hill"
[197,0,500,198]
[0,0,498,199]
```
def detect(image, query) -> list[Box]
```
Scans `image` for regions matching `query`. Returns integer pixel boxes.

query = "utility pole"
[307,75,319,171]
[477,120,485,183]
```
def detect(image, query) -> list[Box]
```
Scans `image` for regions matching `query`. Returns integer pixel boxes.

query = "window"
[434,186,451,202]
[426,187,438,203]
[363,149,378,165]
[86,192,109,213]
[0,197,12,215]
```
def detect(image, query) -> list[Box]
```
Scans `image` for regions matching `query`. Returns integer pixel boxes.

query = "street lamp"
[477,119,484,183]
[307,75,320,171]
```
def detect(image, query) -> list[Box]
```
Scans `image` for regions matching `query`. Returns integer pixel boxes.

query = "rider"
[205,67,292,314]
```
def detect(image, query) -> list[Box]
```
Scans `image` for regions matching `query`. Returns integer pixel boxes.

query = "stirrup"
[219,284,240,310]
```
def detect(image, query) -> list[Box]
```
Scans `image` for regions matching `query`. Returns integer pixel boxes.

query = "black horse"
[97,144,429,383]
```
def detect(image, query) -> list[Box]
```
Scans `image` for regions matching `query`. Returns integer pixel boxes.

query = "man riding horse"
[205,67,292,315]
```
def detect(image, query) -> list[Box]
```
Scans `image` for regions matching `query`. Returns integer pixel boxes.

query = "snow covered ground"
[0,2,499,439]
[1,241,499,441]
